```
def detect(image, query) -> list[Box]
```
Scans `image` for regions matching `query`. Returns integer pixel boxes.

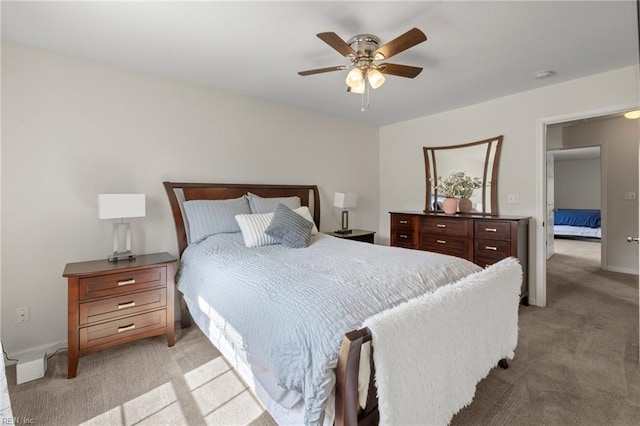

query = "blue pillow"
[183,196,251,242]
[247,192,301,214]
[265,204,313,248]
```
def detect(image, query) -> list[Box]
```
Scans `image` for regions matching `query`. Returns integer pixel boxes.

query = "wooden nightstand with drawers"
[63,252,176,378]
[327,229,376,244]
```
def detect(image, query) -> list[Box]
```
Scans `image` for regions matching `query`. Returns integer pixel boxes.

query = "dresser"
[63,253,176,378]
[390,212,530,303]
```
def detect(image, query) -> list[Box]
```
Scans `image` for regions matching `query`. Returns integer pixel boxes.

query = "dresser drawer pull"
[118,324,136,333]
[117,301,136,309]
[437,240,446,244]
[399,220,408,224]
[117,278,136,286]
[436,224,446,228]
[485,228,497,232]
[485,246,498,251]
[399,234,409,239]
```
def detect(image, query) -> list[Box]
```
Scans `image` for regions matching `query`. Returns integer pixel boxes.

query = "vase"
[442,197,458,214]
[458,198,472,213]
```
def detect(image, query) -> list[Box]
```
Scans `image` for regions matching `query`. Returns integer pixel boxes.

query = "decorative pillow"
[235,212,280,248]
[293,206,319,234]
[265,204,313,248]
[183,196,250,243]
[247,192,301,214]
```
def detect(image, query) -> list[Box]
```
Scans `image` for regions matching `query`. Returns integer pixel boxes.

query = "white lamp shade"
[350,80,365,94]
[367,69,385,89]
[345,68,363,89]
[334,192,358,209]
[98,194,146,219]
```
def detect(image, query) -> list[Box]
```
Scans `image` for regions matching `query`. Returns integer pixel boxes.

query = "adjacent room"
[2,1,639,425]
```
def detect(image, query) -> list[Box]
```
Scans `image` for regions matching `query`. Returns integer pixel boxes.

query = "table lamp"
[98,194,145,261]
[333,192,358,234]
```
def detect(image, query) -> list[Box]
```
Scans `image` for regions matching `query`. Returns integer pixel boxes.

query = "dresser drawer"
[79,309,167,350]
[422,217,469,236]
[420,234,469,256]
[475,221,511,240]
[79,266,167,300]
[391,214,416,230]
[79,288,167,326]
[475,239,512,259]
[393,230,415,248]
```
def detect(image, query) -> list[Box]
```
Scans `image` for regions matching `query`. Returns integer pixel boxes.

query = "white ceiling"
[2,1,638,126]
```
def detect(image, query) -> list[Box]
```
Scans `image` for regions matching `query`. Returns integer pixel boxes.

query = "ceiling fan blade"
[298,65,346,76]
[316,32,356,57]
[379,63,423,78]
[373,28,427,60]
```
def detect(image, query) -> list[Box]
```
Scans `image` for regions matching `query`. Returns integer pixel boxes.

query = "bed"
[163,182,522,426]
[554,209,601,239]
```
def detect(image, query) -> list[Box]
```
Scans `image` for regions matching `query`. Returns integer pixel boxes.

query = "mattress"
[554,224,602,238]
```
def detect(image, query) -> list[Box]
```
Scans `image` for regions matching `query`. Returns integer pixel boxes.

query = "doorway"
[535,103,639,307]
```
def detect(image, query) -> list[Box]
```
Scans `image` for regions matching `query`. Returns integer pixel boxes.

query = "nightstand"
[327,229,376,244]
[63,252,176,378]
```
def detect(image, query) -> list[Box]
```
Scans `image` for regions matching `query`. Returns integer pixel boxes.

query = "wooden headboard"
[163,182,321,257]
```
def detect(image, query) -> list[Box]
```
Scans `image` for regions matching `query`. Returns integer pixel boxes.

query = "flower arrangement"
[436,171,483,199]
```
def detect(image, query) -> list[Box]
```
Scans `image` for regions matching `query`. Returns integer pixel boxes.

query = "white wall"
[561,118,639,274]
[380,65,639,306]
[554,157,601,209]
[1,42,380,356]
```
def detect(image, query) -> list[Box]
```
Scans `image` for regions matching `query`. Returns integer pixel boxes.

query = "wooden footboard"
[335,328,378,426]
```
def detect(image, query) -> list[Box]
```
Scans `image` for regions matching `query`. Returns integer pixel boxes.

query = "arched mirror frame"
[424,135,503,215]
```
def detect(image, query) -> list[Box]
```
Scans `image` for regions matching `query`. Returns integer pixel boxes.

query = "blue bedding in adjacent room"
[554,209,601,228]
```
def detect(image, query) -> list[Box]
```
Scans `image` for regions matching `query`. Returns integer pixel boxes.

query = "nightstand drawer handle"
[117,301,136,309]
[436,224,446,228]
[118,324,136,333]
[485,246,498,251]
[117,278,136,286]
[399,234,408,239]
[399,220,408,224]
[437,240,446,244]
[485,228,497,232]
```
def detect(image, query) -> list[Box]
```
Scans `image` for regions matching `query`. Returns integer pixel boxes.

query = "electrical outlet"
[17,306,29,323]
[624,191,636,200]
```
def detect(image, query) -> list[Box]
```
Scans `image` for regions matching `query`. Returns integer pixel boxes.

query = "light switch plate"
[507,193,520,204]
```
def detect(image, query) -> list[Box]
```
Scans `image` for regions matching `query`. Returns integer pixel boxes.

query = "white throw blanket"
[364,257,522,425]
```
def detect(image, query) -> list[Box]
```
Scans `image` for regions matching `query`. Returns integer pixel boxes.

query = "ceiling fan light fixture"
[350,80,365,94]
[624,110,640,119]
[367,69,385,89]
[346,67,364,88]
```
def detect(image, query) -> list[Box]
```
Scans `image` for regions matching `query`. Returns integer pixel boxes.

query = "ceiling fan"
[298,28,427,97]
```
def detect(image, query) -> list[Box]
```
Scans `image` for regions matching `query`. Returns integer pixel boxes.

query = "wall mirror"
[423,135,503,215]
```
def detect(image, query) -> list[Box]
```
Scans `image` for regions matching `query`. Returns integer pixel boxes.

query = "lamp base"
[334,229,353,234]
[108,251,137,262]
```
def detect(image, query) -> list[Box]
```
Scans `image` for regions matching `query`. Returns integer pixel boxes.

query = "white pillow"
[294,206,319,234]
[235,212,279,248]
[235,206,318,247]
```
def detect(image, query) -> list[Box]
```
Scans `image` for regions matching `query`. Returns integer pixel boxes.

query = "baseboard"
[603,265,639,275]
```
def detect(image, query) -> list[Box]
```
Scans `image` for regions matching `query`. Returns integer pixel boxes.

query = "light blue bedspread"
[177,232,480,425]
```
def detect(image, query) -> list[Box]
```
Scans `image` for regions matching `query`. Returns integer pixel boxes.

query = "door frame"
[535,101,638,307]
